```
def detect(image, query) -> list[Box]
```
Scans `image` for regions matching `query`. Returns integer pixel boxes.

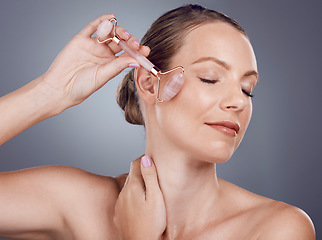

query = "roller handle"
[118,39,155,73]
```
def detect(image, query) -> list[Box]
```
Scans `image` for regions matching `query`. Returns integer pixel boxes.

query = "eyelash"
[200,78,218,84]
[200,78,254,98]
[242,90,254,98]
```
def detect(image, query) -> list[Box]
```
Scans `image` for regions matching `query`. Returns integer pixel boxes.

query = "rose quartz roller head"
[97,18,184,102]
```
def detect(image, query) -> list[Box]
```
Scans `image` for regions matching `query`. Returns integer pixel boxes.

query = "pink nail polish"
[141,156,152,167]
[129,63,140,68]
[133,40,140,47]
[124,30,130,36]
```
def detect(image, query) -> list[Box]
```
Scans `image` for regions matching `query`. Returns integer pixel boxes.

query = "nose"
[219,85,248,112]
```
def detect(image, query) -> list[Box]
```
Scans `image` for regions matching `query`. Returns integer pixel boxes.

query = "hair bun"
[116,70,144,125]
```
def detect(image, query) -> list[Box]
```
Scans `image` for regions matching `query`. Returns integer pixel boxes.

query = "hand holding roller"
[96,18,184,102]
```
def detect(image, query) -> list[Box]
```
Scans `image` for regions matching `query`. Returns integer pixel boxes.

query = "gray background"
[0,0,321,238]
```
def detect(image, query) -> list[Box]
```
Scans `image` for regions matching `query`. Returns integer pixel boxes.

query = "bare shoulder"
[38,166,122,229]
[259,201,315,239]
[30,165,121,205]
[0,165,122,238]
[11,165,121,208]
[218,179,315,239]
[6,165,120,195]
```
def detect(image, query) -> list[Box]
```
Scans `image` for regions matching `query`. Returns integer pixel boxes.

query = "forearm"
[0,74,64,145]
[0,15,145,146]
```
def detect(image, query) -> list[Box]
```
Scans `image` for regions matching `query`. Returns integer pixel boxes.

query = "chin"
[191,142,236,164]
[203,152,233,164]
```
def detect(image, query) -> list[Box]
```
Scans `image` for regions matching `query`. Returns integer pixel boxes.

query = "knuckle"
[142,168,156,177]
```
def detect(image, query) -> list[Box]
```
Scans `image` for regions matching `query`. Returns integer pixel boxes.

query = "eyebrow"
[244,70,260,84]
[191,56,259,84]
[192,57,230,70]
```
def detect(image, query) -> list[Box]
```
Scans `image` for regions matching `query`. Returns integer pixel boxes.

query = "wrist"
[28,74,66,119]
[0,74,67,145]
[35,72,68,117]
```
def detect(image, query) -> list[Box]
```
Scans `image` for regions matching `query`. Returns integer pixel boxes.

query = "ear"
[134,67,158,104]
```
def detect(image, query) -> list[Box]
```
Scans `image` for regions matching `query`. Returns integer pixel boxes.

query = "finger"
[79,14,115,37]
[124,34,141,51]
[122,155,143,189]
[95,55,140,87]
[106,26,130,54]
[116,26,131,41]
[107,41,150,66]
[138,45,150,57]
[95,44,151,88]
[140,156,161,199]
[127,158,144,188]
[107,27,141,55]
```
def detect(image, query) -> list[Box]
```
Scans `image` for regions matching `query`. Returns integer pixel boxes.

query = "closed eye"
[242,89,254,98]
[200,78,254,98]
[200,78,218,84]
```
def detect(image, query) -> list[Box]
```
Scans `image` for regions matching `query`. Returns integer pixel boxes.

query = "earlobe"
[135,67,157,104]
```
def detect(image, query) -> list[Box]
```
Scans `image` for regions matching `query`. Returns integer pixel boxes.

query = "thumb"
[140,155,160,199]
[96,45,150,87]
[96,56,139,87]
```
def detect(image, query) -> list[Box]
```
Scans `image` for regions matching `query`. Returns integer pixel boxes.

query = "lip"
[205,121,240,137]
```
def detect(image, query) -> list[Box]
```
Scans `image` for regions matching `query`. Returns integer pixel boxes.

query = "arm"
[0,166,71,239]
[0,165,120,240]
[0,75,61,146]
[0,14,149,145]
[0,14,149,238]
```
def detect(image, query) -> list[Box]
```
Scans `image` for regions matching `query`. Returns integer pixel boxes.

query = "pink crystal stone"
[97,20,113,38]
[161,73,184,101]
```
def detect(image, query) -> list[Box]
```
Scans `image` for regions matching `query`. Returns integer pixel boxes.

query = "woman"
[0,4,315,240]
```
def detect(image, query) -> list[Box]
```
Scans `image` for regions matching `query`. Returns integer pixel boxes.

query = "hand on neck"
[145,138,222,238]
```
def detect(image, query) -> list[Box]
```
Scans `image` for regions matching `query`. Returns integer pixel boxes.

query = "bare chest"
[162,212,264,240]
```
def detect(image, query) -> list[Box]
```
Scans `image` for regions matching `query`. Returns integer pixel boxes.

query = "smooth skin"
[0,14,151,240]
[0,15,315,240]
[131,22,315,240]
[0,14,148,146]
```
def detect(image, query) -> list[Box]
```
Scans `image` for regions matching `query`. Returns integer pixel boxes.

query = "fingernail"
[129,63,140,68]
[133,40,140,47]
[124,30,130,36]
[141,156,152,168]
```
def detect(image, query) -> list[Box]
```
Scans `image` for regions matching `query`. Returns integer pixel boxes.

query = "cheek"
[157,76,221,132]
[235,101,252,149]
[242,101,253,129]
[155,80,207,138]
[177,77,215,112]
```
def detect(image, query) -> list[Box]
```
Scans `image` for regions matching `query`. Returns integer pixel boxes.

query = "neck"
[145,132,221,238]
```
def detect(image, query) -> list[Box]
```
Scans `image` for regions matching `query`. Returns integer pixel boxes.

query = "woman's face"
[154,22,258,163]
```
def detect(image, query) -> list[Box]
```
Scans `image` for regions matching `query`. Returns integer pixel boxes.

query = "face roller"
[96,18,184,102]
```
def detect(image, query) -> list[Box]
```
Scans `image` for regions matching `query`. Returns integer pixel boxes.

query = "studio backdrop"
[0,0,321,238]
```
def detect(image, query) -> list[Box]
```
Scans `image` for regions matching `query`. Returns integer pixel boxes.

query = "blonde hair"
[116,4,246,125]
